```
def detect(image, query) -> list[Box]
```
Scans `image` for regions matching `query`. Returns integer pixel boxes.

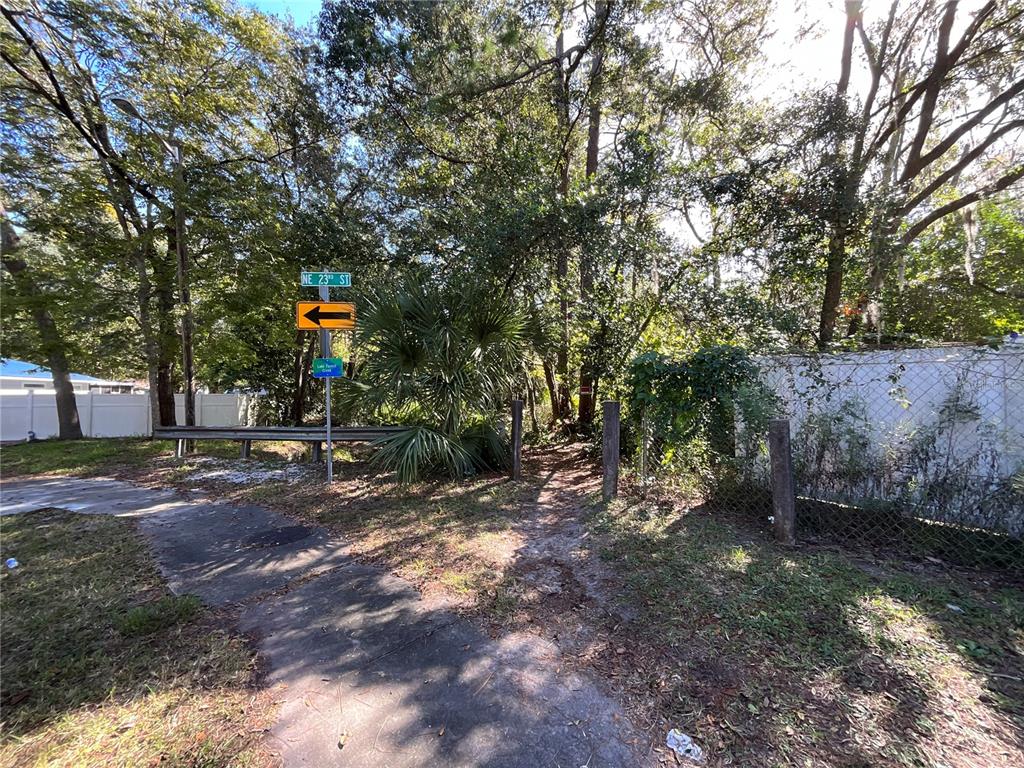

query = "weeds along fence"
[627,345,777,523]
[629,341,1024,571]
[749,342,1023,570]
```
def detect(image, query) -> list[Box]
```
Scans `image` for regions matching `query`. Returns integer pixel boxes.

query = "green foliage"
[115,594,202,637]
[626,345,774,492]
[339,274,526,481]
[2,0,383,423]
[885,199,1024,341]
[628,344,764,444]
[4,0,1021,448]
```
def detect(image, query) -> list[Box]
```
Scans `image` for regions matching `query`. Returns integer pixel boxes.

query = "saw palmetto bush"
[338,276,526,482]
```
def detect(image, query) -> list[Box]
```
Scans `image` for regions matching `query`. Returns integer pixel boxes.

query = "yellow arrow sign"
[296,302,356,330]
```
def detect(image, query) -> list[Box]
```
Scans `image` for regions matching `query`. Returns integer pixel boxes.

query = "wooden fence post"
[768,418,797,545]
[511,399,523,480]
[602,400,620,502]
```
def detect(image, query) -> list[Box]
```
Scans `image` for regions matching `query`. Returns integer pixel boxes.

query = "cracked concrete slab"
[0,476,651,767]
[0,477,182,516]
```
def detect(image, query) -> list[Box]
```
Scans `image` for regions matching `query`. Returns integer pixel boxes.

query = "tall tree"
[1,204,83,439]
[3,0,362,426]
[815,0,1024,342]
[817,0,862,347]
[2,0,172,425]
[577,0,612,428]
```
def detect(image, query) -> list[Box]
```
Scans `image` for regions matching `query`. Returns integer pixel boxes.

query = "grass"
[0,508,273,768]
[114,594,203,637]
[589,498,1024,767]
[0,437,307,478]
[245,471,528,606]
[6,438,1022,766]
[0,438,166,477]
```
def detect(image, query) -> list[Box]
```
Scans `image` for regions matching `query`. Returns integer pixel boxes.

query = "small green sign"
[301,271,351,287]
[312,357,344,378]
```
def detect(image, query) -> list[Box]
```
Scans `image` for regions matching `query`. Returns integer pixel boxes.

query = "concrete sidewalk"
[0,477,650,767]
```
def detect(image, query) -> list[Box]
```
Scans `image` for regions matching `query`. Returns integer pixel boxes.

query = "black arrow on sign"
[304,305,352,326]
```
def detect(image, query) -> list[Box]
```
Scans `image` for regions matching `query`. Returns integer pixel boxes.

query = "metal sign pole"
[325,376,332,483]
[318,281,333,483]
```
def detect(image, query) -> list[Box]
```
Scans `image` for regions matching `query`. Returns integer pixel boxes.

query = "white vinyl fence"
[0,391,256,442]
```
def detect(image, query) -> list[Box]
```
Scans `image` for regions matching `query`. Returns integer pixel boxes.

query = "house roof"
[0,358,124,384]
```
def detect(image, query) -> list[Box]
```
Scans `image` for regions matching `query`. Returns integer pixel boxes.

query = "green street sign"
[312,357,344,378]
[301,271,351,288]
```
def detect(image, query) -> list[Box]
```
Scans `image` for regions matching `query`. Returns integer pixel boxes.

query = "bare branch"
[901,163,1024,244]
[899,119,1024,215]
[909,77,1024,177]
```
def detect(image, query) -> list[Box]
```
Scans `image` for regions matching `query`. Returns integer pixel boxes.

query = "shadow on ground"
[577,493,1024,767]
[0,474,650,767]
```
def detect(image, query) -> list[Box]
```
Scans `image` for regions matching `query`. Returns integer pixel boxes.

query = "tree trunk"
[48,350,82,438]
[817,1,860,348]
[818,220,849,346]
[578,0,610,429]
[542,359,559,426]
[551,25,572,424]
[130,245,162,429]
[527,374,540,434]
[173,151,196,429]
[1,208,83,439]
[289,332,304,424]
[289,333,316,425]
[155,229,180,425]
[849,115,905,338]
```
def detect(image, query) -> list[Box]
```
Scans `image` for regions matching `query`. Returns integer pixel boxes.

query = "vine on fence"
[626,345,775,497]
[792,368,1024,538]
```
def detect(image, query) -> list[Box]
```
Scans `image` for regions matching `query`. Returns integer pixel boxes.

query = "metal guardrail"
[152,425,405,458]
[153,426,403,441]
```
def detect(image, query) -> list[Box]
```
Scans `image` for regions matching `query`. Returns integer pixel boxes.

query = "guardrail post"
[240,439,251,459]
[511,399,523,480]
[602,401,620,502]
[311,441,322,463]
[175,438,186,459]
[769,418,797,545]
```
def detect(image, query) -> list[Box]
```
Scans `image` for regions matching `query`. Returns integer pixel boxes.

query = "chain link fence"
[628,340,1024,573]
[762,342,1022,570]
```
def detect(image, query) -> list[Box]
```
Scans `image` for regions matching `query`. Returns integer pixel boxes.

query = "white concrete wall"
[759,344,1024,472]
[0,392,255,442]
[753,342,1024,533]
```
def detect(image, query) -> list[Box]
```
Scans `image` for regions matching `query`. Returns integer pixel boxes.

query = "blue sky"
[245,0,321,27]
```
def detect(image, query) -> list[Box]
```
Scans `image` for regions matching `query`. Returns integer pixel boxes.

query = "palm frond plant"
[337,274,527,482]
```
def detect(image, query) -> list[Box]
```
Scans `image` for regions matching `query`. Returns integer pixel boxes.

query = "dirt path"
[502,445,629,613]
